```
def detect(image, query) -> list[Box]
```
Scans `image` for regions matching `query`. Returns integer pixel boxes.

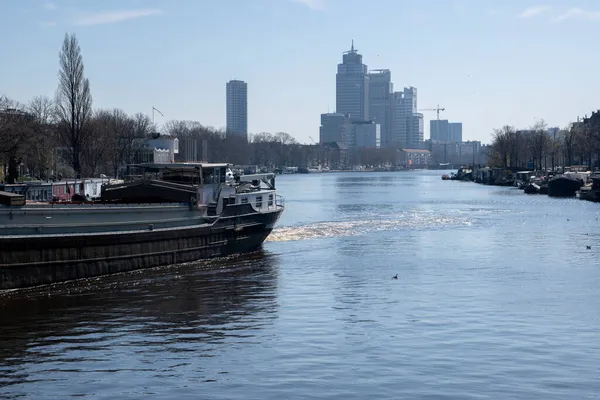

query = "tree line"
[488,118,600,171]
[5,33,398,184]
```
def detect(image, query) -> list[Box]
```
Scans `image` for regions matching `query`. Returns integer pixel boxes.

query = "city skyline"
[2,0,600,145]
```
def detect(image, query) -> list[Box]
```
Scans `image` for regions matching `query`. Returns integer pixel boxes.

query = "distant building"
[226,80,248,139]
[136,136,179,164]
[319,113,351,149]
[449,122,463,143]
[177,137,199,162]
[391,91,407,147]
[430,119,450,143]
[352,120,380,148]
[398,148,432,167]
[336,42,369,121]
[427,140,483,166]
[430,120,462,144]
[368,69,393,147]
[391,87,422,149]
[546,126,560,139]
[412,112,424,148]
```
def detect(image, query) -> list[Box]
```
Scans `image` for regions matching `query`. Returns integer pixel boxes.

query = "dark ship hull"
[0,203,282,290]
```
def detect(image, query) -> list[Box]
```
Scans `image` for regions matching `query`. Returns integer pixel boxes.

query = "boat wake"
[267,214,472,242]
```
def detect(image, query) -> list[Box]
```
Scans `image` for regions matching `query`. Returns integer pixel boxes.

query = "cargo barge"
[0,162,284,290]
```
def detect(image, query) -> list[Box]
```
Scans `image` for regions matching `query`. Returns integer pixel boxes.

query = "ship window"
[268,194,274,206]
[256,195,263,208]
[241,197,248,204]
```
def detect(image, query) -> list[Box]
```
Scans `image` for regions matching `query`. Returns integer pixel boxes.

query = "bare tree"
[490,126,513,168]
[563,123,580,168]
[132,112,155,139]
[507,129,528,168]
[26,96,57,179]
[55,33,92,177]
[82,110,113,176]
[28,96,56,125]
[527,119,549,171]
[106,109,136,177]
[0,99,34,183]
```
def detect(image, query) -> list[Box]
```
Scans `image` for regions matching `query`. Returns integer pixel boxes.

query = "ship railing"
[275,195,285,209]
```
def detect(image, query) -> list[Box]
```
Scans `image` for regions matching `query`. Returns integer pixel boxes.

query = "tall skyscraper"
[368,69,393,148]
[413,113,424,147]
[430,120,462,143]
[336,41,369,121]
[392,91,407,147]
[402,87,422,148]
[226,80,248,139]
[449,122,463,143]
[391,87,422,149]
[430,119,450,143]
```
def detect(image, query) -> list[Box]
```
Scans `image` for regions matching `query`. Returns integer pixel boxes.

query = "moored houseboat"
[577,174,600,202]
[547,175,585,197]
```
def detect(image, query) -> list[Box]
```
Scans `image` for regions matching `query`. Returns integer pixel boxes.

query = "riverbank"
[445,166,600,202]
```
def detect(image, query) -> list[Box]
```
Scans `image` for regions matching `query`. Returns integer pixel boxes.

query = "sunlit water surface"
[1,171,600,399]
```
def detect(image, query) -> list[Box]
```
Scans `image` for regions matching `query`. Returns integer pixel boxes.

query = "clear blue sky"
[1,0,600,144]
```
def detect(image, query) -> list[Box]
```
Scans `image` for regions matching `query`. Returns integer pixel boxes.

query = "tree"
[83,110,113,176]
[546,128,563,172]
[132,112,154,139]
[106,109,136,177]
[0,99,34,183]
[55,33,92,177]
[526,120,549,171]
[507,129,528,168]
[26,96,57,179]
[490,125,513,168]
[563,123,579,168]
[28,96,55,125]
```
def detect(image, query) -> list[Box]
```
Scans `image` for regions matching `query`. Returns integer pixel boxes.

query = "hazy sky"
[1,0,600,144]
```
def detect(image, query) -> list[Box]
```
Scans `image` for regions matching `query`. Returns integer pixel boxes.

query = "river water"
[1,171,600,399]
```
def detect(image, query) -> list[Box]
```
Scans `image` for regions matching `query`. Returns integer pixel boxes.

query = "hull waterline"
[0,205,282,290]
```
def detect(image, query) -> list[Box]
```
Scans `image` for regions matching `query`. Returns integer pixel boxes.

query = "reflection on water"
[0,251,279,397]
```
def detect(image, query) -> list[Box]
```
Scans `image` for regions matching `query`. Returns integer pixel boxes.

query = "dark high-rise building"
[226,80,248,139]
[368,69,393,148]
[336,41,369,121]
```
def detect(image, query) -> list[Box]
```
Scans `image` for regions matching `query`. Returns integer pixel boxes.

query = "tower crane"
[418,105,446,120]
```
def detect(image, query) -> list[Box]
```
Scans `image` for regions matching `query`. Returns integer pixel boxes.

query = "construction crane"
[418,105,446,120]
[308,136,316,145]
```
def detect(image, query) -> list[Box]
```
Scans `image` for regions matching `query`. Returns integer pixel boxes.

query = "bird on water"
[392,274,398,280]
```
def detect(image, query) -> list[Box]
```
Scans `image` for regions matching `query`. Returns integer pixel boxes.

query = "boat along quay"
[444,165,600,201]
